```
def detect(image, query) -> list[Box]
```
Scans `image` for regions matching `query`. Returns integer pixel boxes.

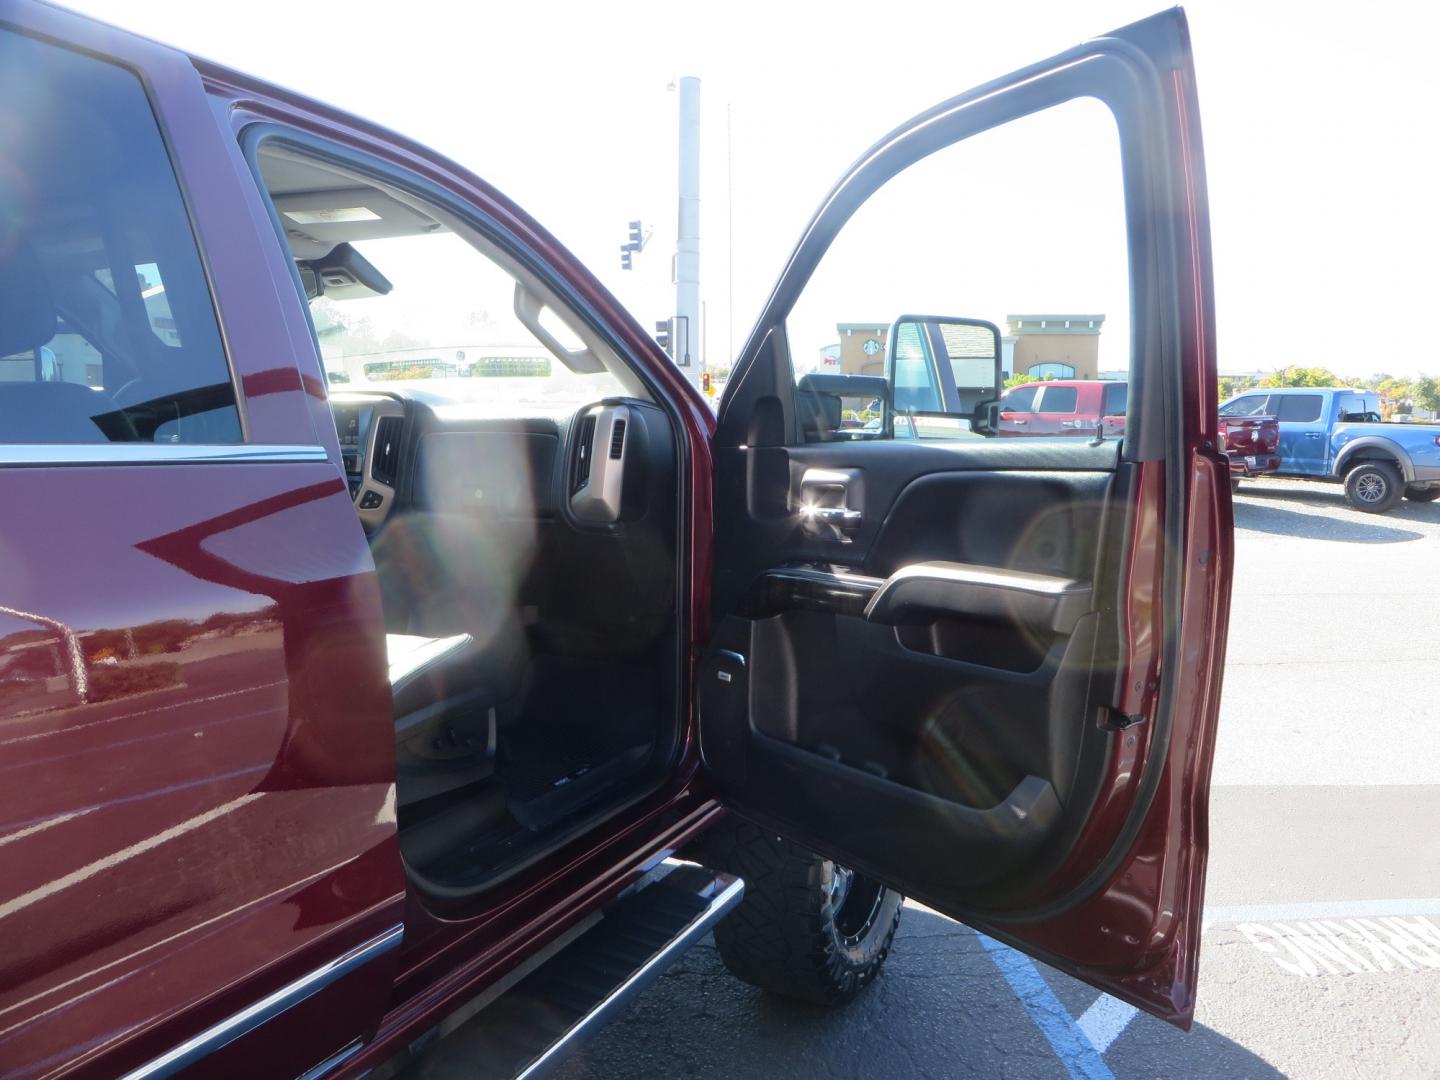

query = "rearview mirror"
[887,315,1003,437]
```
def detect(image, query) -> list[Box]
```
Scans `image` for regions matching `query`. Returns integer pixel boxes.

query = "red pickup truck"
[1218,413,1282,489]
[997,379,1128,438]
[0,6,1232,1078]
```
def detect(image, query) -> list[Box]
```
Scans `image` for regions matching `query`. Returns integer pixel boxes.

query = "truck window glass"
[1220,395,1270,418]
[1102,382,1128,416]
[0,31,239,445]
[783,97,1129,441]
[1275,394,1323,423]
[1038,385,1078,413]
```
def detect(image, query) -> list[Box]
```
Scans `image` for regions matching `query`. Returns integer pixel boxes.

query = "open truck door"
[702,8,1231,1025]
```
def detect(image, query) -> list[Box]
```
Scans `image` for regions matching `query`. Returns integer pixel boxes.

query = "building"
[1007,314,1105,381]
[835,323,889,377]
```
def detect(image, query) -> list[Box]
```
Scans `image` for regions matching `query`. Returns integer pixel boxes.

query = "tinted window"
[1102,382,1128,416]
[0,33,238,445]
[1001,385,1039,413]
[1038,386,1078,413]
[1274,394,1323,423]
[1219,395,1270,418]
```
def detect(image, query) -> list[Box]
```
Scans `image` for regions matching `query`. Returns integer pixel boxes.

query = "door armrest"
[864,561,1091,634]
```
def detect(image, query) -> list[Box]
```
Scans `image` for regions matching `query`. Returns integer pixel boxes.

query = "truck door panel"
[0,7,402,1076]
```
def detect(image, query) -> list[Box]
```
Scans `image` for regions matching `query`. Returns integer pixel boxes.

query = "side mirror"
[795,372,889,441]
[886,315,1003,437]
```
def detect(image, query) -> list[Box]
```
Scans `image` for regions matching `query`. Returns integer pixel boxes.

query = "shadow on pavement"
[1233,499,1425,543]
[549,907,1284,1080]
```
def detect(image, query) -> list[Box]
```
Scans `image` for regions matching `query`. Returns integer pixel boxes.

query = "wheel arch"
[1333,437,1414,483]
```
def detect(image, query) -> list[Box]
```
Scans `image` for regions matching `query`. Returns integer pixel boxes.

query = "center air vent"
[371,415,403,487]
[572,413,597,493]
[571,404,630,525]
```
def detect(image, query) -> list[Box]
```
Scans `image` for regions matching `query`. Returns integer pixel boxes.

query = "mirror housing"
[886,315,1003,436]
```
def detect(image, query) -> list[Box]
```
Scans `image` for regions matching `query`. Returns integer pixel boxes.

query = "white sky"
[65,0,1440,380]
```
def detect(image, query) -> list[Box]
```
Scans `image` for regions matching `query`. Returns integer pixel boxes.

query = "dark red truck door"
[705,9,1229,1025]
[0,6,403,1077]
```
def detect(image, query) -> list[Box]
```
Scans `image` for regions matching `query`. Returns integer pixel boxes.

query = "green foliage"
[1413,376,1440,413]
[1259,366,1341,388]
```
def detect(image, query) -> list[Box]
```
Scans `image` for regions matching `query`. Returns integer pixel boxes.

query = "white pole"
[676,76,701,387]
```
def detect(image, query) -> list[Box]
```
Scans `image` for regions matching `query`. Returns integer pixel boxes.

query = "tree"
[1260,366,1341,388]
[1413,376,1440,415]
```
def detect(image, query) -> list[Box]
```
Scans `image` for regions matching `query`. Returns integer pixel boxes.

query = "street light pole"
[674,76,701,385]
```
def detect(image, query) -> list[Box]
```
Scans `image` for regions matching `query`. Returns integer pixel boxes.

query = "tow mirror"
[886,315,1003,438]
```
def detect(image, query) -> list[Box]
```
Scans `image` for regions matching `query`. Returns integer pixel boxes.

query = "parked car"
[997,379,1128,438]
[1218,387,1440,511]
[0,6,1231,1078]
[1218,412,1281,489]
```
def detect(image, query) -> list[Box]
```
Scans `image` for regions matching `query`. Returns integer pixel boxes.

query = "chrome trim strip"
[715,649,747,668]
[120,924,403,1080]
[514,875,745,1079]
[0,444,329,466]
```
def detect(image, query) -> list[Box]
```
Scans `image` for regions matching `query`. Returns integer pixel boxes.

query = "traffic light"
[628,220,643,248]
[620,246,632,271]
[654,319,671,354]
[701,371,712,394]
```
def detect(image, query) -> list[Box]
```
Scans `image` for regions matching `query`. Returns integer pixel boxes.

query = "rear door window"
[1102,382,1128,416]
[0,31,238,445]
[1274,394,1323,423]
[1037,385,1077,413]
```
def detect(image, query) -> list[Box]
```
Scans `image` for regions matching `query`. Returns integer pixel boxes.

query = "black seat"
[388,632,497,807]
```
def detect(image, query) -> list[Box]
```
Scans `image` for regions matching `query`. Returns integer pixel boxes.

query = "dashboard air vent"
[609,418,627,460]
[371,416,403,487]
[572,413,597,493]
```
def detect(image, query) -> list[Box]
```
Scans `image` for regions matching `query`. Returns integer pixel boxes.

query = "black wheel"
[1405,485,1440,503]
[1343,461,1404,513]
[702,818,903,1006]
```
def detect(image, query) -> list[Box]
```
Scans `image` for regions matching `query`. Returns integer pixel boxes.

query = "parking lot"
[554,478,1440,1079]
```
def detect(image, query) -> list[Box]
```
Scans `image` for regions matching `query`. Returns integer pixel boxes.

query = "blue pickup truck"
[1219,387,1440,512]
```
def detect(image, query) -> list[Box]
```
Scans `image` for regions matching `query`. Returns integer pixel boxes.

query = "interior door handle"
[1304,432,1323,439]
[805,507,862,528]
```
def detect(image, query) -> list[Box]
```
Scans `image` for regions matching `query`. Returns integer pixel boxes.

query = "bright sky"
[66,0,1440,380]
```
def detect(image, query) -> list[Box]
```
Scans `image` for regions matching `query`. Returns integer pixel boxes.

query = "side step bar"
[399,863,743,1080]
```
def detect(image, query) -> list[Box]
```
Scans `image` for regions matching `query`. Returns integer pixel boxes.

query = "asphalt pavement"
[552,477,1440,1080]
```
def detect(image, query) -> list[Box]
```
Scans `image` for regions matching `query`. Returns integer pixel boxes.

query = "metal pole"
[675,76,701,386]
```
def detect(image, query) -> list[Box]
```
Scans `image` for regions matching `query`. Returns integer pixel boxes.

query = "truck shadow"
[552,907,1286,1080]
[1234,494,1427,543]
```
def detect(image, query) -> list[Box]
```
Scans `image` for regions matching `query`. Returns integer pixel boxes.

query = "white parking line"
[1075,994,1140,1054]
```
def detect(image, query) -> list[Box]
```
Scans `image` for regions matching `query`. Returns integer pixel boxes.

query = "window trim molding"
[0,444,327,467]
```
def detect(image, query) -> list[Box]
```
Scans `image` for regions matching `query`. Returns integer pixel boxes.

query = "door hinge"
[1100,706,1147,730]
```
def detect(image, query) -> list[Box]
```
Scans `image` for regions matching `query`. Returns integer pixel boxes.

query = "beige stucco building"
[1007,314,1104,381]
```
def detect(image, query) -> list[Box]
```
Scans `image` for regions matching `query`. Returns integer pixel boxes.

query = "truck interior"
[254,144,685,898]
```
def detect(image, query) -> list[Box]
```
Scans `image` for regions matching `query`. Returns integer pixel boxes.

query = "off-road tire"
[1404,485,1440,503]
[1343,461,1404,514]
[702,818,903,1006]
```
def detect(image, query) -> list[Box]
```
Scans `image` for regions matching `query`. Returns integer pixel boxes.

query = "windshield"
[311,232,628,415]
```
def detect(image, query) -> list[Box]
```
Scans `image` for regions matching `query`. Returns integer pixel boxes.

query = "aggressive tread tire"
[1343,461,1404,513]
[702,818,903,1006]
